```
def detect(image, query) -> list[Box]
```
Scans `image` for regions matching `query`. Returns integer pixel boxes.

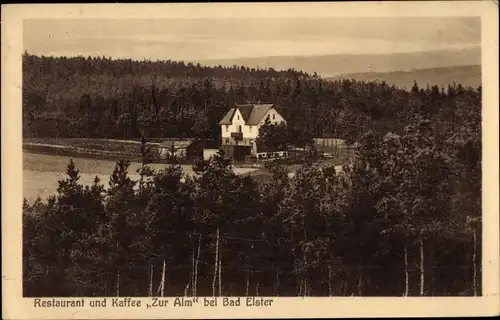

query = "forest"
[23,53,479,144]
[23,53,481,297]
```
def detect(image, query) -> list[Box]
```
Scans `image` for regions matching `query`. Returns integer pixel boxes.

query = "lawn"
[23,137,148,161]
[23,152,257,202]
[22,139,350,202]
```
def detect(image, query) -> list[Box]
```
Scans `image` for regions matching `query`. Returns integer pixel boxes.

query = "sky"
[24,17,480,61]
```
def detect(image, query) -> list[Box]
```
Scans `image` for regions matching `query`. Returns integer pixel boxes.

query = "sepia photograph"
[2,2,499,319]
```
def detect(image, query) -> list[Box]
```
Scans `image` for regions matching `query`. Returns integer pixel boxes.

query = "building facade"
[219,104,286,154]
[158,140,192,159]
[159,139,218,161]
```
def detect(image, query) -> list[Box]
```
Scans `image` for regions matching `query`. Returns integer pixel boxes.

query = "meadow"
[23,151,258,202]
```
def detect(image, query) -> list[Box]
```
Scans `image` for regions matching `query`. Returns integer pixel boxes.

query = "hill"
[23,54,481,145]
[22,53,308,103]
[326,65,481,90]
[193,47,481,78]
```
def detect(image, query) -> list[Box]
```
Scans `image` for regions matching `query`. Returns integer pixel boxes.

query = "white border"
[2,2,499,319]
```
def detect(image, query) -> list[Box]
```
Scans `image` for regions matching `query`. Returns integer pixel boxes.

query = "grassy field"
[23,152,257,202]
[23,137,158,147]
[23,137,150,162]
[23,138,349,202]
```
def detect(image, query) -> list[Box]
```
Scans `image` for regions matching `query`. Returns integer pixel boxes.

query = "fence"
[313,138,347,148]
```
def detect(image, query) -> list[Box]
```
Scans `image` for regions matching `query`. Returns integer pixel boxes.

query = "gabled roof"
[245,104,273,125]
[219,104,275,126]
[219,108,236,125]
[159,140,193,149]
[237,105,253,122]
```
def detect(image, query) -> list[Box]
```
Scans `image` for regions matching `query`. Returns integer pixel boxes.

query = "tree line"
[23,54,480,145]
[23,107,481,296]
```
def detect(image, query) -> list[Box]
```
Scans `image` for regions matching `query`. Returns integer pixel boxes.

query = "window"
[249,126,252,132]
[237,115,240,120]
[226,125,229,132]
[272,113,275,120]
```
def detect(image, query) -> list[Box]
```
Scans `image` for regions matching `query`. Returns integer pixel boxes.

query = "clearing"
[23,152,257,202]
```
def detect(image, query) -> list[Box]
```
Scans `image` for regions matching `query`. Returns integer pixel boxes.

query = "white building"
[219,104,286,154]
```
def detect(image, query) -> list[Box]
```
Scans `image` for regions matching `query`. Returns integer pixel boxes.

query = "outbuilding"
[158,140,193,159]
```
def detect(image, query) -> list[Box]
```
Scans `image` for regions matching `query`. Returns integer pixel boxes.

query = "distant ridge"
[193,47,481,78]
[326,65,481,90]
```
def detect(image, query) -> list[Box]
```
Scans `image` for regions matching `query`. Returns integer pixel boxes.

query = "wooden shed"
[158,140,193,160]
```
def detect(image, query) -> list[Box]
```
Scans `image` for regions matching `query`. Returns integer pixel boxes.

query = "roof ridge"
[219,103,277,125]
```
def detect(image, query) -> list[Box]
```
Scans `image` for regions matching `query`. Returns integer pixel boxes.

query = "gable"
[260,107,286,125]
[232,108,245,122]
